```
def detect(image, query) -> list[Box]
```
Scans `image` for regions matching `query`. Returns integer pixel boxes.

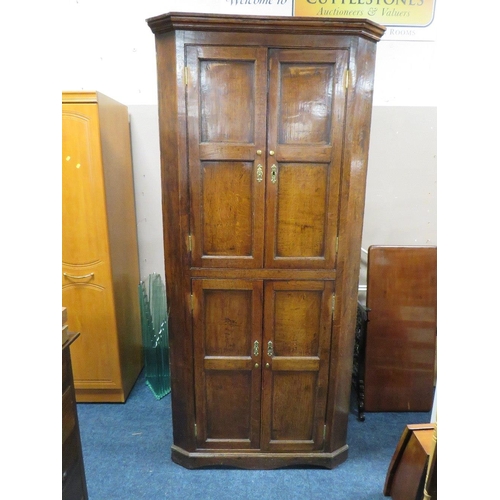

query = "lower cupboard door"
[260,281,334,452]
[192,279,263,449]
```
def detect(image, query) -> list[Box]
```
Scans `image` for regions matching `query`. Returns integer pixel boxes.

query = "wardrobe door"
[62,104,109,266]
[62,104,121,390]
[261,281,334,452]
[187,46,268,269]
[192,279,263,449]
[265,49,348,269]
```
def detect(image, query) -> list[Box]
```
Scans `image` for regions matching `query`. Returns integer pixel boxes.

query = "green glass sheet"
[138,273,171,400]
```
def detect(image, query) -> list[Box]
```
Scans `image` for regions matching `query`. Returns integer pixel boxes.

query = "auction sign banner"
[293,0,436,27]
[221,0,292,16]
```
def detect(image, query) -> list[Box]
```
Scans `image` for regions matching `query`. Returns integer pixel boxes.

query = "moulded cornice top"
[62,91,99,104]
[146,12,385,42]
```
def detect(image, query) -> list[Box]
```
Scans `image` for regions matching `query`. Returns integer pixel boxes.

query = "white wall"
[60,1,437,107]
[58,1,437,285]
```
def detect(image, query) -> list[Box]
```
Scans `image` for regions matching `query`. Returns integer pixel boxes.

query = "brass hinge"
[194,423,198,438]
[331,295,336,317]
[345,69,350,89]
[323,424,327,442]
[188,234,192,252]
[190,294,194,312]
[184,67,189,86]
[335,236,339,253]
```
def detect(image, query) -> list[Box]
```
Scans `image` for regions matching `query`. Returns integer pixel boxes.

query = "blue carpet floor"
[77,370,432,500]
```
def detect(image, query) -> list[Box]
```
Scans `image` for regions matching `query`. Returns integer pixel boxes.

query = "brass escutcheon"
[267,340,274,356]
[253,340,259,356]
[256,164,263,183]
[271,164,277,184]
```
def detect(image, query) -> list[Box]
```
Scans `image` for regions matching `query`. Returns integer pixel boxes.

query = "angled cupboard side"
[147,13,385,469]
[62,91,143,402]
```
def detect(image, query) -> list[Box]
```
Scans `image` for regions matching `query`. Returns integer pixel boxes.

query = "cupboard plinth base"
[74,388,128,403]
[171,445,349,470]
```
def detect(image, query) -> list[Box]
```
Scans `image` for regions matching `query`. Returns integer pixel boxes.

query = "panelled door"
[192,279,334,451]
[187,46,268,269]
[260,281,335,451]
[192,279,263,449]
[186,47,348,269]
[265,49,348,269]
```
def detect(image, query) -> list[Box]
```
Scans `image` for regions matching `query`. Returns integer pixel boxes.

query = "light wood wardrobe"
[62,91,143,402]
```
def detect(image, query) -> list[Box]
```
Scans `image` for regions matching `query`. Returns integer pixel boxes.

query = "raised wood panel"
[62,282,120,388]
[193,279,263,449]
[261,281,334,452]
[188,46,267,268]
[278,63,334,145]
[200,59,255,143]
[201,161,254,257]
[205,371,252,441]
[273,289,322,356]
[62,106,108,266]
[271,372,316,442]
[275,163,328,259]
[203,288,253,356]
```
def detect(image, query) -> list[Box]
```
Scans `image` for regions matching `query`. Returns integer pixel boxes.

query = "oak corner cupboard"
[146,12,385,469]
[62,91,143,403]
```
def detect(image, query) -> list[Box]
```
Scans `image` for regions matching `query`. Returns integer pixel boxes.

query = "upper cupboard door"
[187,46,268,269]
[265,49,349,269]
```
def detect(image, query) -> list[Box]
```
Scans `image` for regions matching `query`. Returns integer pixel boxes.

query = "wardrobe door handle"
[63,272,94,279]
